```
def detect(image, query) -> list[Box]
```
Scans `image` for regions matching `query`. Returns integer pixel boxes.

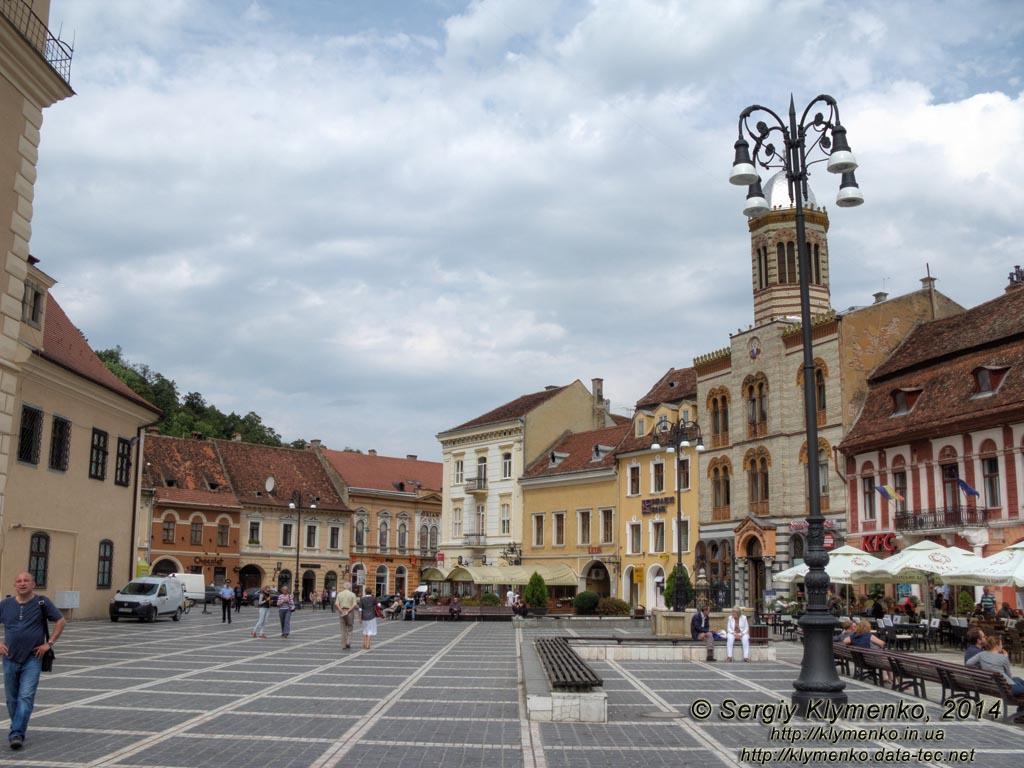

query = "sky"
[30,0,1024,462]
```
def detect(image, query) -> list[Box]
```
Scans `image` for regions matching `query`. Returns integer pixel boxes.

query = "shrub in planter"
[480,592,501,606]
[460,596,480,607]
[596,597,631,616]
[574,591,599,615]
[524,572,548,608]
[957,588,975,615]
[663,565,694,609]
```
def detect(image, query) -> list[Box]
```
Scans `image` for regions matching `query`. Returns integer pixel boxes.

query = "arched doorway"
[395,566,407,597]
[375,565,389,597]
[583,561,611,598]
[278,569,292,592]
[351,564,365,592]
[746,537,765,612]
[302,570,316,603]
[239,564,263,590]
[647,564,666,610]
[324,571,338,595]
[151,558,178,576]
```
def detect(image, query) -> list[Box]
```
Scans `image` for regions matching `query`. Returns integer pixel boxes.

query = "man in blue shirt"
[0,573,64,750]
[980,587,996,617]
[219,582,235,623]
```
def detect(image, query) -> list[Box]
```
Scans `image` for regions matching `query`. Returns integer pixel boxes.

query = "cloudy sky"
[31,0,1024,461]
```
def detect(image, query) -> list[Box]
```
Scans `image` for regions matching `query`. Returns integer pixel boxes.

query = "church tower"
[749,171,832,326]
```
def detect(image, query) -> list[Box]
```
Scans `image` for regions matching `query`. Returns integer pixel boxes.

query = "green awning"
[442,564,578,586]
[420,567,449,581]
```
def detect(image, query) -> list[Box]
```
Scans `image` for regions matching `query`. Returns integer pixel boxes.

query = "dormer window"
[22,282,44,329]
[591,444,614,462]
[207,479,220,491]
[973,366,1009,397]
[891,388,922,416]
[164,477,176,487]
[636,418,645,437]
[548,451,569,467]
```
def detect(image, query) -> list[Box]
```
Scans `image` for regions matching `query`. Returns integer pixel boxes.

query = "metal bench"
[535,637,604,692]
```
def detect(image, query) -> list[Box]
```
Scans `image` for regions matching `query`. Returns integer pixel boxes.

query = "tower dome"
[763,170,816,209]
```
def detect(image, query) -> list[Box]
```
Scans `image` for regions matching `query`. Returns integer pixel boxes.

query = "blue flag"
[957,479,980,498]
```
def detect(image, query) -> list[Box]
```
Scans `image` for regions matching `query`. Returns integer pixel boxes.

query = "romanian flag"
[957,479,980,498]
[875,485,904,502]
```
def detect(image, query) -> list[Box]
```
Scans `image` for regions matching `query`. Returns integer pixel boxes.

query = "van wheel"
[147,607,157,623]
[110,616,119,622]
[172,607,182,622]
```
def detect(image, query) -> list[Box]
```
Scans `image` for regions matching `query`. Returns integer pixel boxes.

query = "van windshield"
[120,582,159,596]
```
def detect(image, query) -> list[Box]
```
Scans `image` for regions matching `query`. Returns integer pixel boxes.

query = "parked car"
[242,587,280,606]
[109,577,185,622]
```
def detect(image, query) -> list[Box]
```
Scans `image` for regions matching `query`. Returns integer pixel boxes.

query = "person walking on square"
[0,573,65,750]
[219,582,234,624]
[690,605,715,662]
[278,586,294,637]
[726,607,750,662]
[320,589,330,611]
[335,585,358,650]
[233,584,243,614]
[359,588,377,650]
[251,586,274,638]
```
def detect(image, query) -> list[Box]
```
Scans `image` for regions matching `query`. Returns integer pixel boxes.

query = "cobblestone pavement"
[0,609,1020,767]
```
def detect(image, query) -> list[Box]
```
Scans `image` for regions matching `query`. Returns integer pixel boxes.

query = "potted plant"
[524,572,548,617]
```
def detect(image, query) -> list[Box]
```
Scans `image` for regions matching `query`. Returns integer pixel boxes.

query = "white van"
[109,577,184,622]
[168,573,205,603]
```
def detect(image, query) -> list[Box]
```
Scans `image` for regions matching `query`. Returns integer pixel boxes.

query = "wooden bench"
[939,665,1024,722]
[887,651,944,699]
[847,646,893,686]
[535,637,604,693]
[832,642,852,676]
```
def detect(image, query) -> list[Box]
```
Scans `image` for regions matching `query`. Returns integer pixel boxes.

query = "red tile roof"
[39,296,160,414]
[523,424,630,479]
[212,439,348,511]
[320,449,442,493]
[142,434,241,508]
[635,367,697,409]
[841,288,1024,454]
[444,384,570,432]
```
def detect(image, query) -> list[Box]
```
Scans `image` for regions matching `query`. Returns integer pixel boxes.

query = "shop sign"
[193,557,224,566]
[300,563,321,569]
[823,533,835,549]
[862,532,897,553]
[641,496,674,515]
[588,546,603,555]
[789,519,835,531]
[437,553,445,564]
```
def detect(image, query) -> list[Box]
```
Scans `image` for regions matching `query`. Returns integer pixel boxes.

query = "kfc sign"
[862,532,897,553]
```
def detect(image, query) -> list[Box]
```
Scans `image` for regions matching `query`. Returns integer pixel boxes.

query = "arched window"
[378,521,389,552]
[816,368,827,414]
[162,515,176,544]
[324,571,337,593]
[97,539,114,588]
[375,565,389,597]
[861,461,877,521]
[812,243,822,285]
[744,448,771,514]
[419,524,429,554]
[29,532,50,587]
[743,375,768,438]
[429,525,439,553]
[777,241,797,284]
[791,534,805,565]
[397,522,408,552]
[354,519,365,549]
[278,569,292,592]
[709,458,732,520]
[979,440,1001,509]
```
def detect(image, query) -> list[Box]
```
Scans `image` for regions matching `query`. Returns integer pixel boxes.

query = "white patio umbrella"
[773,545,883,585]
[851,540,978,584]
[942,541,1024,588]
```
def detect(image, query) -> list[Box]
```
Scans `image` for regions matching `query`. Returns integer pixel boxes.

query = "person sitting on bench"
[449,596,463,621]
[385,596,403,620]
[726,607,750,662]
[691,605,715,662]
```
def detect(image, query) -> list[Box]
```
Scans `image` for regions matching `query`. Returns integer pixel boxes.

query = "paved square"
[0,609,1018,767]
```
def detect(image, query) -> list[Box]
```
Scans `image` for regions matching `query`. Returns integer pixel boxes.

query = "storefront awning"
[420,567,449,581]
[443,564,578,586]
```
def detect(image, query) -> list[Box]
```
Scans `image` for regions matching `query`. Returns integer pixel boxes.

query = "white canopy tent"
[852,540,978,584]
[943,541,1024,588]
[772,545,883,585]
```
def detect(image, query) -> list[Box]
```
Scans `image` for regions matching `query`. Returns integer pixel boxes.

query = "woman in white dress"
[726,607,750,662]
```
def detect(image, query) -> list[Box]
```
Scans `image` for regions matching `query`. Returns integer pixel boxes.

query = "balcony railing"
[894,506,1000,533]
[711,432,729,449]
[0,0,73,86]
[463,533,487,547]
[464,476,487,493]
[711,506,731,522]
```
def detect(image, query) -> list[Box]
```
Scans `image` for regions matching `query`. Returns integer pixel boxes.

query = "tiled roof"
[39,295,160,414]
[212,439,348,511]
[320,449,442,493]
[841,289,1024,454]
[872,288,1022,380]
[142,435,239,508]
[523,424,631,479]
[444,384,569,432]
[635,367,697,409]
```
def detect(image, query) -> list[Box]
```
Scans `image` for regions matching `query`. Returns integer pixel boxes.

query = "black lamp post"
[289,491,317,608]
[651,416,705,612]
[729,95,862,716]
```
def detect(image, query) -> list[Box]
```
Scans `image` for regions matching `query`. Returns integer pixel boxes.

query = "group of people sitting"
[383,595,416,620]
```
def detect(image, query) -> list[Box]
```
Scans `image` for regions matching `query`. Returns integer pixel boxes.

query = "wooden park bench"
[535,637,604,693]
[939,665,1024,722]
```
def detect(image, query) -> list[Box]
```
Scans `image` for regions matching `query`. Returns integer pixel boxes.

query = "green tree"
[664,565,694,610]
[524,572,548,608]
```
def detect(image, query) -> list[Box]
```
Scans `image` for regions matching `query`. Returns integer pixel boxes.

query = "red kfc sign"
[862,532,897,553]
[437,553,445,564]
[823,533,835,549]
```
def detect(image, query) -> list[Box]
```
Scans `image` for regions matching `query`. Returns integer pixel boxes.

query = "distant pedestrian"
[0,573,65,750]
[320,589,330,611]
[251,586,274,639]
[233,585,243,613]
[278,587,294,637]
[360,588,377,650]
[219,583,234,624]
[335,586,358,650]
[506,589,515,608]
[981,586,997,616]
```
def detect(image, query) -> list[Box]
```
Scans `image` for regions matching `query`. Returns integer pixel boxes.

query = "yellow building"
[520,423,630,599]
[616,368,701,612]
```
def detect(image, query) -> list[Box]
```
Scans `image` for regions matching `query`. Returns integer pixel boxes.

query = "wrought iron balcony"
[0,0,74,86]
[894,506,1000,533]
[463,476,487,494]
[463,533,487,548]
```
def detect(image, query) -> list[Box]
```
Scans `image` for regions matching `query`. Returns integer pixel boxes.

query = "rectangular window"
[17,406,43,465]
[329,526,340,549]
[652,521,665,553]
[628,523,641,554]
[97,540,113,589]
[89,428,109,480]
[652,462,664,493]
[629,465,640,495]
[982,458,1001,508]
[114,437,133,486]
[190,522,202,545]
[217,523,229,547]
[452,507,462,537]
[477,504,486,535]
[502,452,512,479]
[600,509,614,544]
[579,510,591,545]
[677,519,690,553]
[892,470,908,515]
[248,521,261,545]
[163,519,176,544]
[21,282,44,327]
[636,418,645,437]
[454,459,464,485]
[862,477,876,521]
[678,457,690,491]
[306,525,317,548]
[49,416,71,471]
[282,523,294,548]
[533,515,544,547]
[553,513,565,546]
[500,503,510,535]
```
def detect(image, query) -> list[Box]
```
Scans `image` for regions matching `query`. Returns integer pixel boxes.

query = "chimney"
[145,426,161,435]
[310,439,322,449]
[368,449,377,456]
[592,377,609,428]
[191,431,204,440]
[920,275,936,291]
[231,432,242,442]
[406,454,417,460]
[1007,265,1024,292]
[872,291,888,304]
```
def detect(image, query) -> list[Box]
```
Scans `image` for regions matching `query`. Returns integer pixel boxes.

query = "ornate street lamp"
[651,416,705,611]
[729,95,862,715]
[289,491,317,608]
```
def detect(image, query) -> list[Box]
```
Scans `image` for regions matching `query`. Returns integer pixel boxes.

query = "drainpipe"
[130,420,162,581]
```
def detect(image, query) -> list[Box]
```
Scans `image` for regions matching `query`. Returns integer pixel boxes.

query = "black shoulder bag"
[38,600,55,673]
